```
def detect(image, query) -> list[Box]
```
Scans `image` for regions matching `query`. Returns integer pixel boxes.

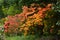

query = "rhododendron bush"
[4,3,59,36]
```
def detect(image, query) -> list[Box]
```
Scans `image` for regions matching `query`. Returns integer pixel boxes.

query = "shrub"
[4,3,57,36]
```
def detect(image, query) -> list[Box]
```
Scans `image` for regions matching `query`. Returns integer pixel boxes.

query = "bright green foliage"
[7,5,17,15]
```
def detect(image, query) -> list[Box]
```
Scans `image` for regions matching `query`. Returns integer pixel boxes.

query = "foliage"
[5,35,60,40]
[0,0,60,40]
[5,35,39,40]
[0,27,4,40]
[4,3,52,36]
[0,0,58,19]
[2,4,21,16]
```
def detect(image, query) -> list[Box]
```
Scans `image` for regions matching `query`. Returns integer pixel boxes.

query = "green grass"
[5,35,39,40]
[4,35,59,40]
[5,36,21,40]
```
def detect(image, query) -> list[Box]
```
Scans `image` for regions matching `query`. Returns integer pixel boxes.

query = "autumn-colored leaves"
[4,3,52,36]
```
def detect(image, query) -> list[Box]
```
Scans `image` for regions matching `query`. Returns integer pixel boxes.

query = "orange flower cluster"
[4,3,52,36]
